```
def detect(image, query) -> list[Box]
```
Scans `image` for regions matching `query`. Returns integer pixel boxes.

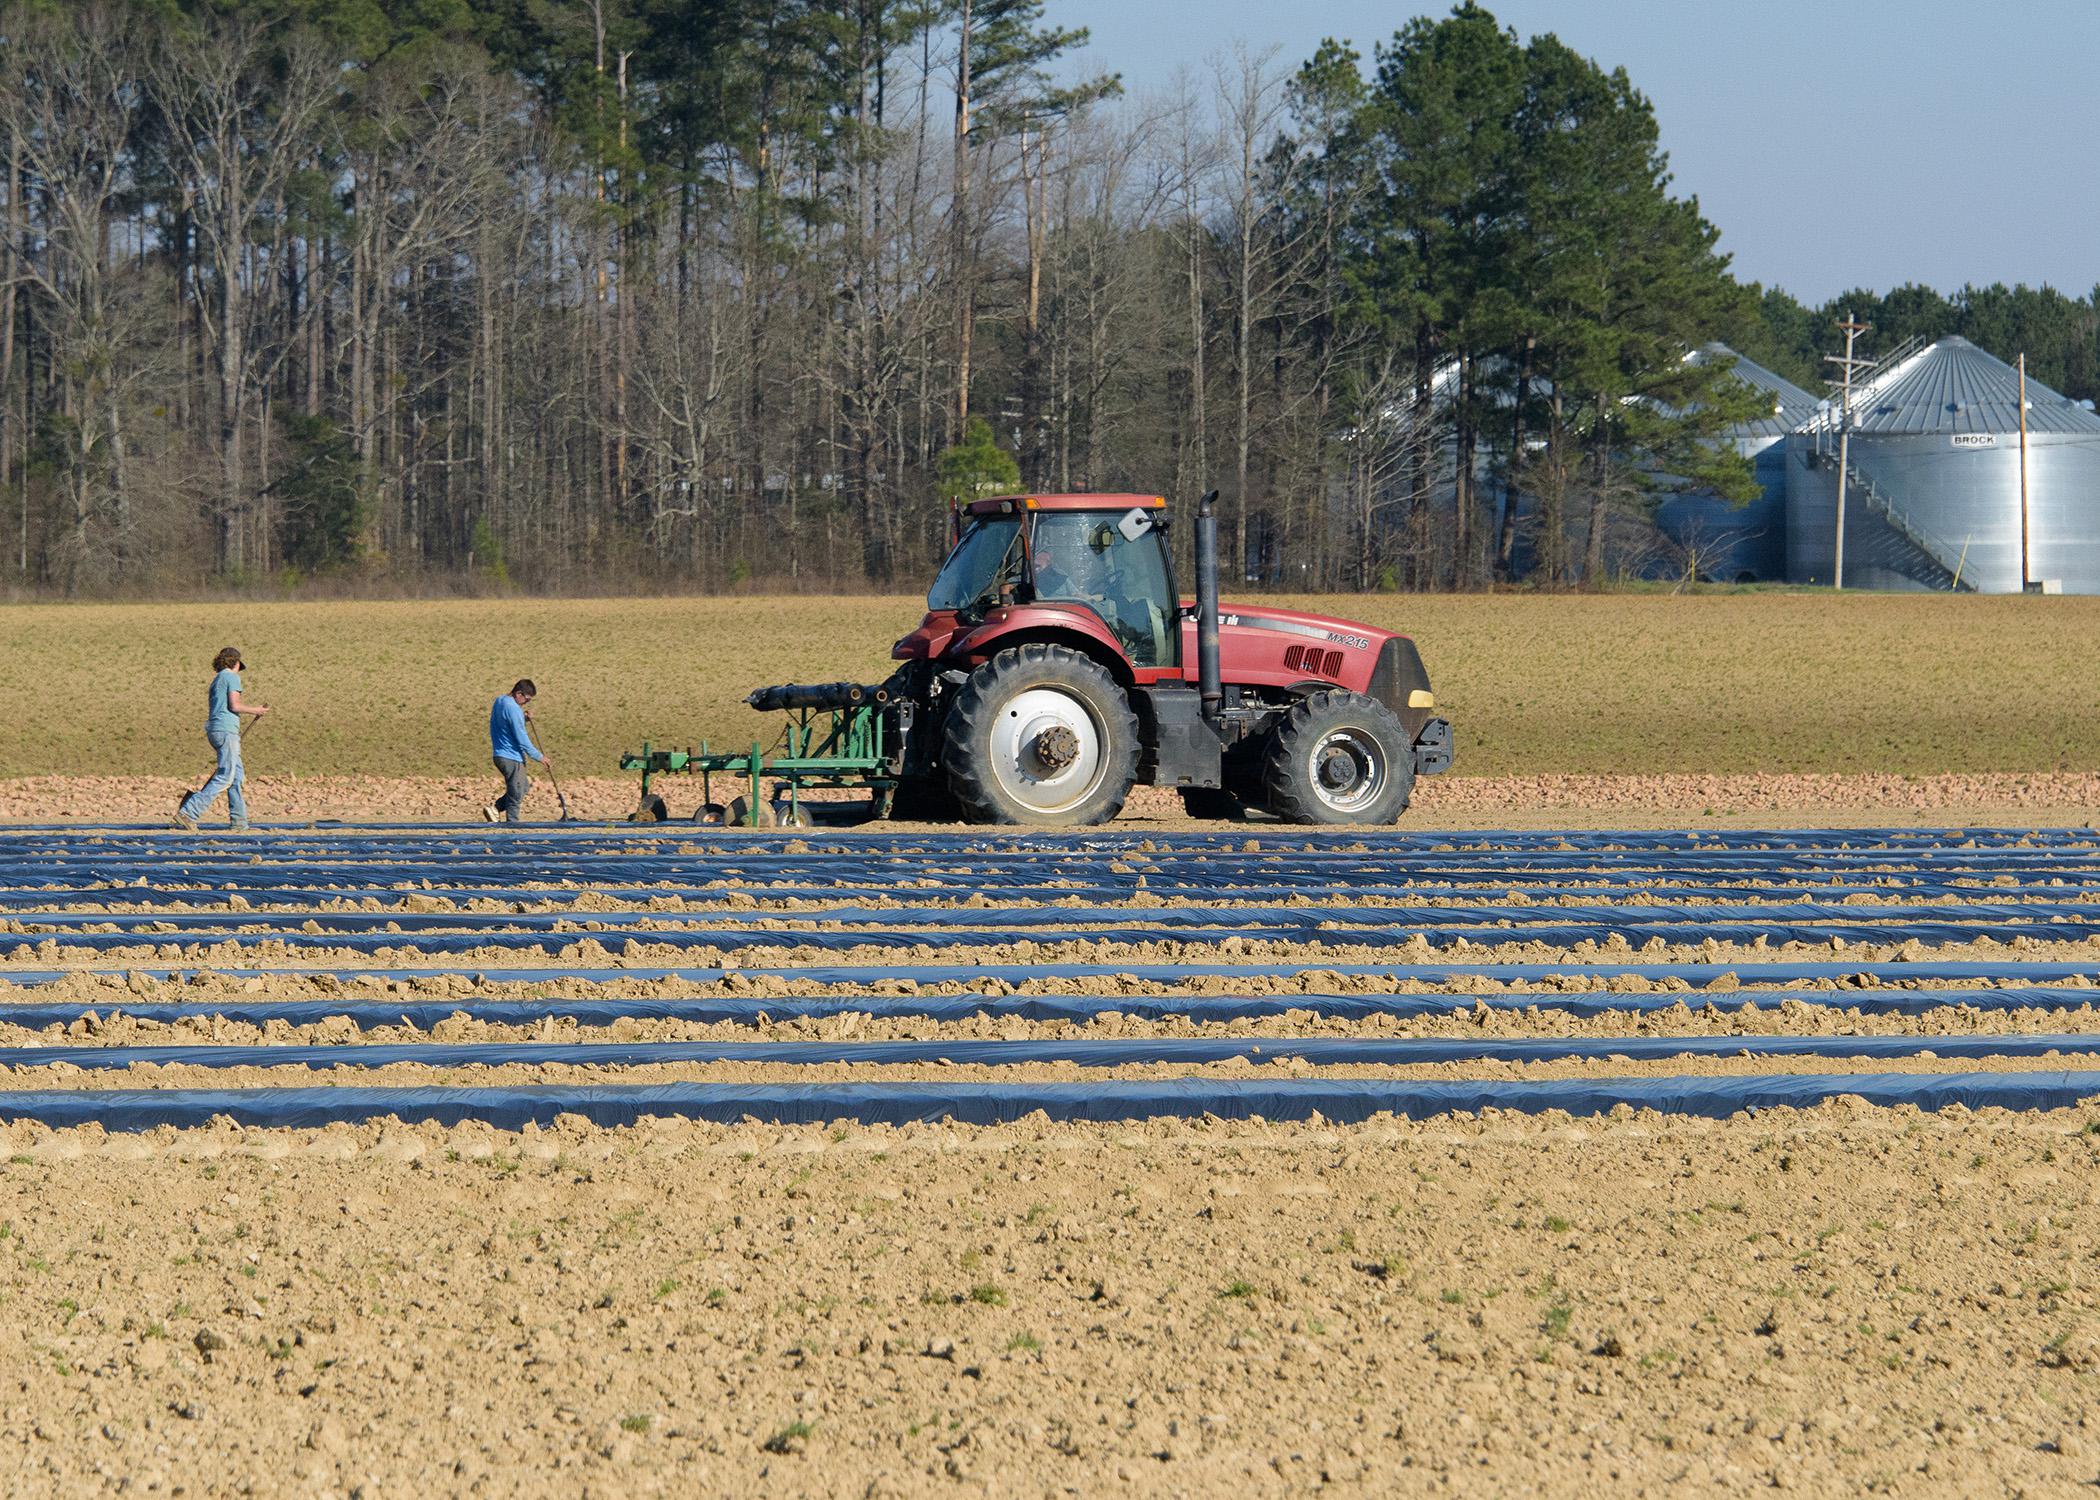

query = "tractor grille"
[1370,637,1433,736]
[1282,644,1346,679]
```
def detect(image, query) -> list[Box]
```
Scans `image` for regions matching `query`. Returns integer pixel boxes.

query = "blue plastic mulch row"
[2,1070,2096,1131]
[5,1032,2097,1073]
[10,959,2099,988]
[12,855,2100,890]
[7,985,2097,1033]
[4,825,2090,855]
[5,877,2098,907]
[2,828,2095,882]
[13,915,2100,955]
[10,896,2098,930]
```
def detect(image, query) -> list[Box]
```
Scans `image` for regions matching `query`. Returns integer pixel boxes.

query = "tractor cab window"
[1029,510,1176,667]
[928,516,1023,613]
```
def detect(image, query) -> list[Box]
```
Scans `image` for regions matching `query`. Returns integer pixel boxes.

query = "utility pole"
[1823,315,1872,590]
[2017,352,2034,591]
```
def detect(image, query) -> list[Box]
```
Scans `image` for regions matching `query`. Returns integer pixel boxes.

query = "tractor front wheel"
[943,645,1139,826]
[1261,690,1415,825]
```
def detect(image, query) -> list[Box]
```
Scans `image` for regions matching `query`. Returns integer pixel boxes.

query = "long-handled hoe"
[528,716,575,822]
[545,760,574,822]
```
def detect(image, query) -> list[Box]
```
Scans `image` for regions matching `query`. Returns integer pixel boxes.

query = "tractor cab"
[927,495,1179,668]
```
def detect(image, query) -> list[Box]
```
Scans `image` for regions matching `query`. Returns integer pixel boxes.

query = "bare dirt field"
[4,1103,2096,1498]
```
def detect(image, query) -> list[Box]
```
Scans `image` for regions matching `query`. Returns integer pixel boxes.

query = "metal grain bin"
[1786,337,2100,591]
[1656,344,1821,581]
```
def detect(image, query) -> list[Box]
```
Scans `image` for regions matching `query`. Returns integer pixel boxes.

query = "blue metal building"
[1653,344,1822,582]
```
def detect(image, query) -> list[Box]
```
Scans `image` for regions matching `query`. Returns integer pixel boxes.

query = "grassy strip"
[2,592,2090,778]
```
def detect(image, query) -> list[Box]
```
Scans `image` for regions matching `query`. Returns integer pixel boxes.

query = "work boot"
[171,798,199,832]
[229,821,251,833]
[482,803,502,823]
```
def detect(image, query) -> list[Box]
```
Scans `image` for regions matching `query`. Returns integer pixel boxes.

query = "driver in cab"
[1028,517,1167,663]
[1030,527,1112,610]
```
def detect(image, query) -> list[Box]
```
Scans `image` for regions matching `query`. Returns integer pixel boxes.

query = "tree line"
[1741,281,2100,404]
[0,0,2093,597]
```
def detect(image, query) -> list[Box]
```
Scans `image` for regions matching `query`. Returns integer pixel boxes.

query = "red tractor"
[874,490,1452,825]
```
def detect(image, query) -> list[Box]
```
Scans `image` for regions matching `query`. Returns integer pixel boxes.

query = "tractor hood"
[1189,602,1427,721]
[1198,602,1436,734]
[1197,600,1393,655]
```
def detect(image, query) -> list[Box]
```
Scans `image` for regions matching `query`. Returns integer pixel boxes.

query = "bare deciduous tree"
[143,14,333,574]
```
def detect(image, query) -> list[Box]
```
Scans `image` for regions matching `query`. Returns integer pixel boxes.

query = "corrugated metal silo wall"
[2024,435,2100,589]
[1783,450,1841,586]
[1785,432,2100,591]
[1655,437,1788,581]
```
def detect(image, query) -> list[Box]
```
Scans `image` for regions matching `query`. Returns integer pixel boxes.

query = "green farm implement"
[620,682,907,826]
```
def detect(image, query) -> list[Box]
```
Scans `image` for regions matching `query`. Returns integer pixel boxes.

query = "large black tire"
[1261,690,1416,825]
[943,644,1140,826]
[1178,786,1244,822]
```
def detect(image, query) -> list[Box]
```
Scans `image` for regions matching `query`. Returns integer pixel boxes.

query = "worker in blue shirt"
[174,646,269,831]
[484,679,550,824]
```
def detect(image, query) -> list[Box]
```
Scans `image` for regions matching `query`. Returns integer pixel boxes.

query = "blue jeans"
[182,730,246,825]
[493,756,529,823]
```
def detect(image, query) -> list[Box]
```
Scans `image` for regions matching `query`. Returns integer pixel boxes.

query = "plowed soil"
[7,770,2100,830]
[2,1104,2096,1497]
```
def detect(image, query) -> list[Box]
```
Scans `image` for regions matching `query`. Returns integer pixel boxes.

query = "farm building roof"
[1684,343,1823,441]
[1832,336,2100,437]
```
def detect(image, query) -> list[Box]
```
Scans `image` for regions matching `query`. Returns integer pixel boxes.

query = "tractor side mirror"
[1116,508,1153,543]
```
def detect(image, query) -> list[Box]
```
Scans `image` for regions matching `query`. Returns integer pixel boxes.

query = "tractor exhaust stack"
[1194,488,1223,726]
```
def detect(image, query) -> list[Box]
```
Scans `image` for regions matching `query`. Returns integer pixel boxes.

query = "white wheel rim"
[1306,728,1386,814]
[988,687,1107,814]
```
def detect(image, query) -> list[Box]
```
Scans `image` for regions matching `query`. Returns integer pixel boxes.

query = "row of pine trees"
[0,0,2093,595]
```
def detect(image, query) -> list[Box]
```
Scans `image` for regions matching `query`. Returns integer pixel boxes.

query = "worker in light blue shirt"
[174,646,268,831]
[485,679,549,823]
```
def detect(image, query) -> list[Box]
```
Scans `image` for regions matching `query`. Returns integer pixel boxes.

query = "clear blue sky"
[1051,0,2100,306]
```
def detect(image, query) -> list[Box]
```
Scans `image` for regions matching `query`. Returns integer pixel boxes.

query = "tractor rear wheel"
[1261,690,1415,825]
[944,644,1139,826]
